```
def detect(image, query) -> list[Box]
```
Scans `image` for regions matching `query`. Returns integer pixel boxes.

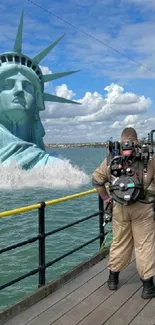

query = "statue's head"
[0,66,43,123]
[0,12,80,147]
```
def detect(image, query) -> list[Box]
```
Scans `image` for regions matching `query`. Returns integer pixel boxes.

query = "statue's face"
[0,72,35,122]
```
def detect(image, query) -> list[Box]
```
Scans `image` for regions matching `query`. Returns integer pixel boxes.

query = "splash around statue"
[0,12,80,169]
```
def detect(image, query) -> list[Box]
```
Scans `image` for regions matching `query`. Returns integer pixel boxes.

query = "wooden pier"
[1,252,155,325]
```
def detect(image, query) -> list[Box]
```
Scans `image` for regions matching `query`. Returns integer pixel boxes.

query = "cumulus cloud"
[42,82,151,121]
[56,84,76,100]
[124,115,139,124]
[39,81,153,143]
[111,121,121,129]
[39,65,52,75]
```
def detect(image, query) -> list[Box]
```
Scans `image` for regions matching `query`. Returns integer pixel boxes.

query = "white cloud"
[39,65,52,75]
[124,115,139,124]
[42,82,151,122]
[56,84,76,100]
[39,81,153,143]
[111,121,121,128]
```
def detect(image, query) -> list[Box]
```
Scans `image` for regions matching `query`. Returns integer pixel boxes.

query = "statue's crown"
[0,11,80,106]
[0,52,43,82]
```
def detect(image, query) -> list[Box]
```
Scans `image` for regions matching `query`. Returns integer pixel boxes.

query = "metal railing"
[0,188,105,291]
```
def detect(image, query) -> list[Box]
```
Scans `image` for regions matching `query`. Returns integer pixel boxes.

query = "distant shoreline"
[45,142,107,148]
[45,139,152,148]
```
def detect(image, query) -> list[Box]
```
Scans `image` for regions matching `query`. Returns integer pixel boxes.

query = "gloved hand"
[103,194,111,204]
[103,196,112,225]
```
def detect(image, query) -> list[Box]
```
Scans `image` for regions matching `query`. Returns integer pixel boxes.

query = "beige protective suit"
[92,157,155,280]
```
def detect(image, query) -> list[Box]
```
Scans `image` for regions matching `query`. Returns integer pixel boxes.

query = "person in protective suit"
[92,127,155,299]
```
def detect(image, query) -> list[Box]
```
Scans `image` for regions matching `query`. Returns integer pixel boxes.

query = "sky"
[1,0,155,143]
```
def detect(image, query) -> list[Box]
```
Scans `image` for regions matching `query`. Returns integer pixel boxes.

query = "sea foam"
[0,159,91,190]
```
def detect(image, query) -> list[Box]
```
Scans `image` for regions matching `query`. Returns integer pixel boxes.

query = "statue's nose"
[14,81,24,95]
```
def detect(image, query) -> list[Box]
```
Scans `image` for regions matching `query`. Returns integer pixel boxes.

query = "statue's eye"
[24,82,34,94]
[2,79,14,90]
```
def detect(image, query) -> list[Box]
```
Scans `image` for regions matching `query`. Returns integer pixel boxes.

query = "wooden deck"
[2,255,155,325]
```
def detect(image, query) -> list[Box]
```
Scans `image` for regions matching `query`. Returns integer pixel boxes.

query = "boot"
[108,270,119,290]
[141,277,155,299]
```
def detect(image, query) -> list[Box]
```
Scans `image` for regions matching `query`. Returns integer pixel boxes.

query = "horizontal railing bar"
[46,236,100,268]
[0,203,41,218]
[0,235,40,255]
[45,212,100,238]
[0,267,40,291]
[0,190,106,294]
[0,236,101,291]
[0,189,97,218]
[45,189,97,207]
[0,186,109,219]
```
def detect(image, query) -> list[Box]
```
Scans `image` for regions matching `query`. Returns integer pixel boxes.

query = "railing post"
[38,201,46,287]
[98,195,104,247]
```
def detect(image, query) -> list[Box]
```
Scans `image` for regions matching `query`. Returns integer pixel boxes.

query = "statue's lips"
[12,97,26,106]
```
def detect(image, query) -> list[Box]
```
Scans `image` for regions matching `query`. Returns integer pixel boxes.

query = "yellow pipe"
[0,203,41,218]
[45,188,97,206]
[0,188,97,218]
[0,185,109,219]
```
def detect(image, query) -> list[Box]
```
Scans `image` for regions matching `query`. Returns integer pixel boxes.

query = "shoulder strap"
[106,152,112,166]
[138,159,146,198]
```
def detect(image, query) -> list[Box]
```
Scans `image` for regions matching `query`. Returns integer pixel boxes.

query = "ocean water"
[0,147,112,310]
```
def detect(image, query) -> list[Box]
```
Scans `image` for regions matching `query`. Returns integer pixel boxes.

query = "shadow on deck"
[1,252,155,325]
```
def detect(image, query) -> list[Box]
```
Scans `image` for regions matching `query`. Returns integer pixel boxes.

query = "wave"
[0,159,91,190]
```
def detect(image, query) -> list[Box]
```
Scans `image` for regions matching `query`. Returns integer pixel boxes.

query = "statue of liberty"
[0,12,80,169]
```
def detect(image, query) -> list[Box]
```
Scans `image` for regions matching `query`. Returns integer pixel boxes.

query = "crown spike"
[33,34,65,64]
[13,11,24,53]
[44,93,80,105]
[43,70,80,83]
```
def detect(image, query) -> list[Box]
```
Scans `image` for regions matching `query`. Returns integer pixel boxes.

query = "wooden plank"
[4,257,108,325]
[4,254,136,325]
[104,288,148,325]
[23,268,110,325]
[51,261,137,325]
[76,272,141,325]
[26,260,136,325]
[129,299,155,325]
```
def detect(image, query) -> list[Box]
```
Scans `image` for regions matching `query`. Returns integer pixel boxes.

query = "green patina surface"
[0,12,80,169]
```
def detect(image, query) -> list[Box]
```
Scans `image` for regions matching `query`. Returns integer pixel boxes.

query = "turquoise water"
[0,147,112,310]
